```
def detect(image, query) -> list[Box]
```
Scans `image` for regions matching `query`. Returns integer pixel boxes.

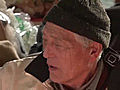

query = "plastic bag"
[14,12,38,54]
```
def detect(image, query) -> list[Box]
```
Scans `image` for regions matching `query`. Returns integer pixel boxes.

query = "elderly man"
[0,0,111,90]
[41,0,111,89]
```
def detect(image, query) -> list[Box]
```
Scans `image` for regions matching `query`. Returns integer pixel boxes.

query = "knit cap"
[44,0,111,48]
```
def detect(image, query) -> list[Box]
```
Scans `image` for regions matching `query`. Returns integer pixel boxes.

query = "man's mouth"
[49,65,58,71]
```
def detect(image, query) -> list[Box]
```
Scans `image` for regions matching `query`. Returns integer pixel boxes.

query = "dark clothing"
[29,23,44,54]
[105,3,120,90]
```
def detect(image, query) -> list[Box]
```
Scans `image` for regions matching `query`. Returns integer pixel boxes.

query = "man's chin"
[50,74,62,83]
[50,74,69,84]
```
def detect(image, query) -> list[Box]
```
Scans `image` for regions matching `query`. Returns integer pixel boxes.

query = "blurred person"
[5,0,58,20]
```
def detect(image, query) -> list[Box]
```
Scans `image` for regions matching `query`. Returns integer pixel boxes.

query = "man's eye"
[55,44,62,47]
[54,43,66,49]
[43,38,47,42]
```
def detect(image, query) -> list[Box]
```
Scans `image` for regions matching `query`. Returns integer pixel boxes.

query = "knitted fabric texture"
[44,0,111,48]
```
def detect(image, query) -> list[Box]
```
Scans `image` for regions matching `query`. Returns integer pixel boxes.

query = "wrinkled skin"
[42,22,101,89]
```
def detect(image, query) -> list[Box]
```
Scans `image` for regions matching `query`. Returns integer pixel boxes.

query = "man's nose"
[43,44,54,58]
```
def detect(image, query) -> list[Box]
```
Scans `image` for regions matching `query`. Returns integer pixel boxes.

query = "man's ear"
[89,42,103,60]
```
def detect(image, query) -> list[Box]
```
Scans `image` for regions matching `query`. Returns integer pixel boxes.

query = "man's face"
[43,22,92,84]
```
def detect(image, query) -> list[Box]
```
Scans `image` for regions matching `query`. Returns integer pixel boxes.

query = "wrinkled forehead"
[43,22,75,41]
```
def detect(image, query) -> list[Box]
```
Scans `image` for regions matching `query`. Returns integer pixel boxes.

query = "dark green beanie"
[44,0,111,48]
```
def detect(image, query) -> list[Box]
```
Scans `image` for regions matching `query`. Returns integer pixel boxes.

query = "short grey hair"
[74,33,103,62]
[74,33,93,48]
